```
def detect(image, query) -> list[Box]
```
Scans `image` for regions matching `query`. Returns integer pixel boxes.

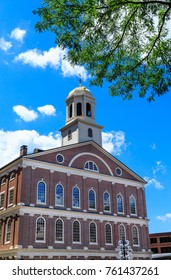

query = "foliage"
[33,0,171,101]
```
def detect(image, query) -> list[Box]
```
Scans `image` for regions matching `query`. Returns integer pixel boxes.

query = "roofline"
[23,140,146,184]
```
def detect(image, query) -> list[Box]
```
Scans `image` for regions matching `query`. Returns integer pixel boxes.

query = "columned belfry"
[60,86,103,146]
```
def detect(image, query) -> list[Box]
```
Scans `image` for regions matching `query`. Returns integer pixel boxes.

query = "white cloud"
[13,105,38,122]
[0,37,12,51]
[37,105,56,116]
[156,213,171,223]
[10,28,26,42]
[144,177,164,190]
[152,161,166,175]
[102,131,127,155]
[0,130,61,168]
[150,143,157,150]
[14,46,88,80]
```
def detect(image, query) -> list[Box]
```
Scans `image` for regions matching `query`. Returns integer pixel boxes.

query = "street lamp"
[117,238,132,260]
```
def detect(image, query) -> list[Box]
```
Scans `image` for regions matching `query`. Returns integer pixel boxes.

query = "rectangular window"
[150,237,157,244]
[160,236,171,243]
[0,192,5,209]
[8,188,14,207]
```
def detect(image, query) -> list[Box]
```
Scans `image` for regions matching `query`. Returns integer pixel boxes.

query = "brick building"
[0,86,151,259]
[150,232,171,259]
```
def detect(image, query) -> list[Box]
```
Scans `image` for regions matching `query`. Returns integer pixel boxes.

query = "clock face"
[56,154,64,163]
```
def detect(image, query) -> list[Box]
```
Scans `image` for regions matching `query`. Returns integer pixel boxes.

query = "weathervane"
[78,73,82,87]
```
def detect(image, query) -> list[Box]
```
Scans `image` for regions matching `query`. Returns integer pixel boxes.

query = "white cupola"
[59,86,103,146]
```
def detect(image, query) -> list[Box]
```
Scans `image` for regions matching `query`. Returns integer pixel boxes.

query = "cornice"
[19,206,148,226]
[22,158,144,189]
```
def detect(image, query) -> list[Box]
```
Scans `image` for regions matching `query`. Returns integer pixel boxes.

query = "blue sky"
[0,0,171,234]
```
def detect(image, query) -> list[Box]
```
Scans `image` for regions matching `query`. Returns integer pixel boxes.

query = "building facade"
[150,232,171,259]
[0,86,151,259]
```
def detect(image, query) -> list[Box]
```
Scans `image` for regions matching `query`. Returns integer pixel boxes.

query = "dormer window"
[84,161,98,172]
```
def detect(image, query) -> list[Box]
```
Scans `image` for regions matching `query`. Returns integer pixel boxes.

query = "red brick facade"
[0,141,151,259]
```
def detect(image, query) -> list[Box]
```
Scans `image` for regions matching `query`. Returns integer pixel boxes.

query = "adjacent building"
[150,232,171,259]
[0,86,151,259]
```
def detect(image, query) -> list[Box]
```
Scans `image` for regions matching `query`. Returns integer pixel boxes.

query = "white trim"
[88,189,96,210]
[37,180,46,205]
[19,206,149,227]
[117,193,124,214]
[129,195,137,215]
[69,152,113,175]
[35,216,46,243]
[72,186,80,209]
[22,158,145,189]
[89,221,97,244]
[8,187,14,207]
[55,218,64,243]
[105,223,113,245]
[132,225,140,246]
[55,183,64,207]
[72,219,81,243]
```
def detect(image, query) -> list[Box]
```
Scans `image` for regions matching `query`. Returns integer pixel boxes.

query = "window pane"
[8,189,14,206]
[105,224,112,244]
[36,218,45,241]
[89,190,95,209]
[56,219,63,242]
[56,184,63,206]
[37,182,46,203]
[90,222,97,243]
[6,219,12,243]
[130,197,136,214]
[117,195,123,213]
[119,225,125,241]
[73,221,80,242]
[0,193,5,209]
[104,192,110,211]
[132,227,139,245]
[72,187,80,207]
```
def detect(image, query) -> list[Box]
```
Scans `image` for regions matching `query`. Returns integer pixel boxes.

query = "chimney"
[20,145,28,156]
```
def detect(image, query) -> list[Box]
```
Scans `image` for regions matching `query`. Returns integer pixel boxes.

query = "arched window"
[89,222,97,243]
[10,173,15,180]
[84,161,98,172]
[88,189,96,210]
[88,128,93,137]
[72,186,80,208]
[55,219,64,242]
[105,224,112,244]
[77,102,82,116]
[117,194,124,213]
[86,102,91,116]
[132,226,139,245]
[103,192,111,211]
[37,181,46,204]
[69,103,73,118]
[119,224,126,241]
[6,218,12,243]
[36,217,45,241]
[55,184,64,206]
[68,129,72,141]
[130,196,136,215]
[73,220,80,243]
[1,177,6,185]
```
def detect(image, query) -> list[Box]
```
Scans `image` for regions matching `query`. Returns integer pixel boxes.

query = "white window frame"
[35,217,46,243]
[0,191,5,209]
[55,218,64,243]
[55,183,64,207]
[37,181,46,205]
[8,187,14,207]
[72,186,80,209]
